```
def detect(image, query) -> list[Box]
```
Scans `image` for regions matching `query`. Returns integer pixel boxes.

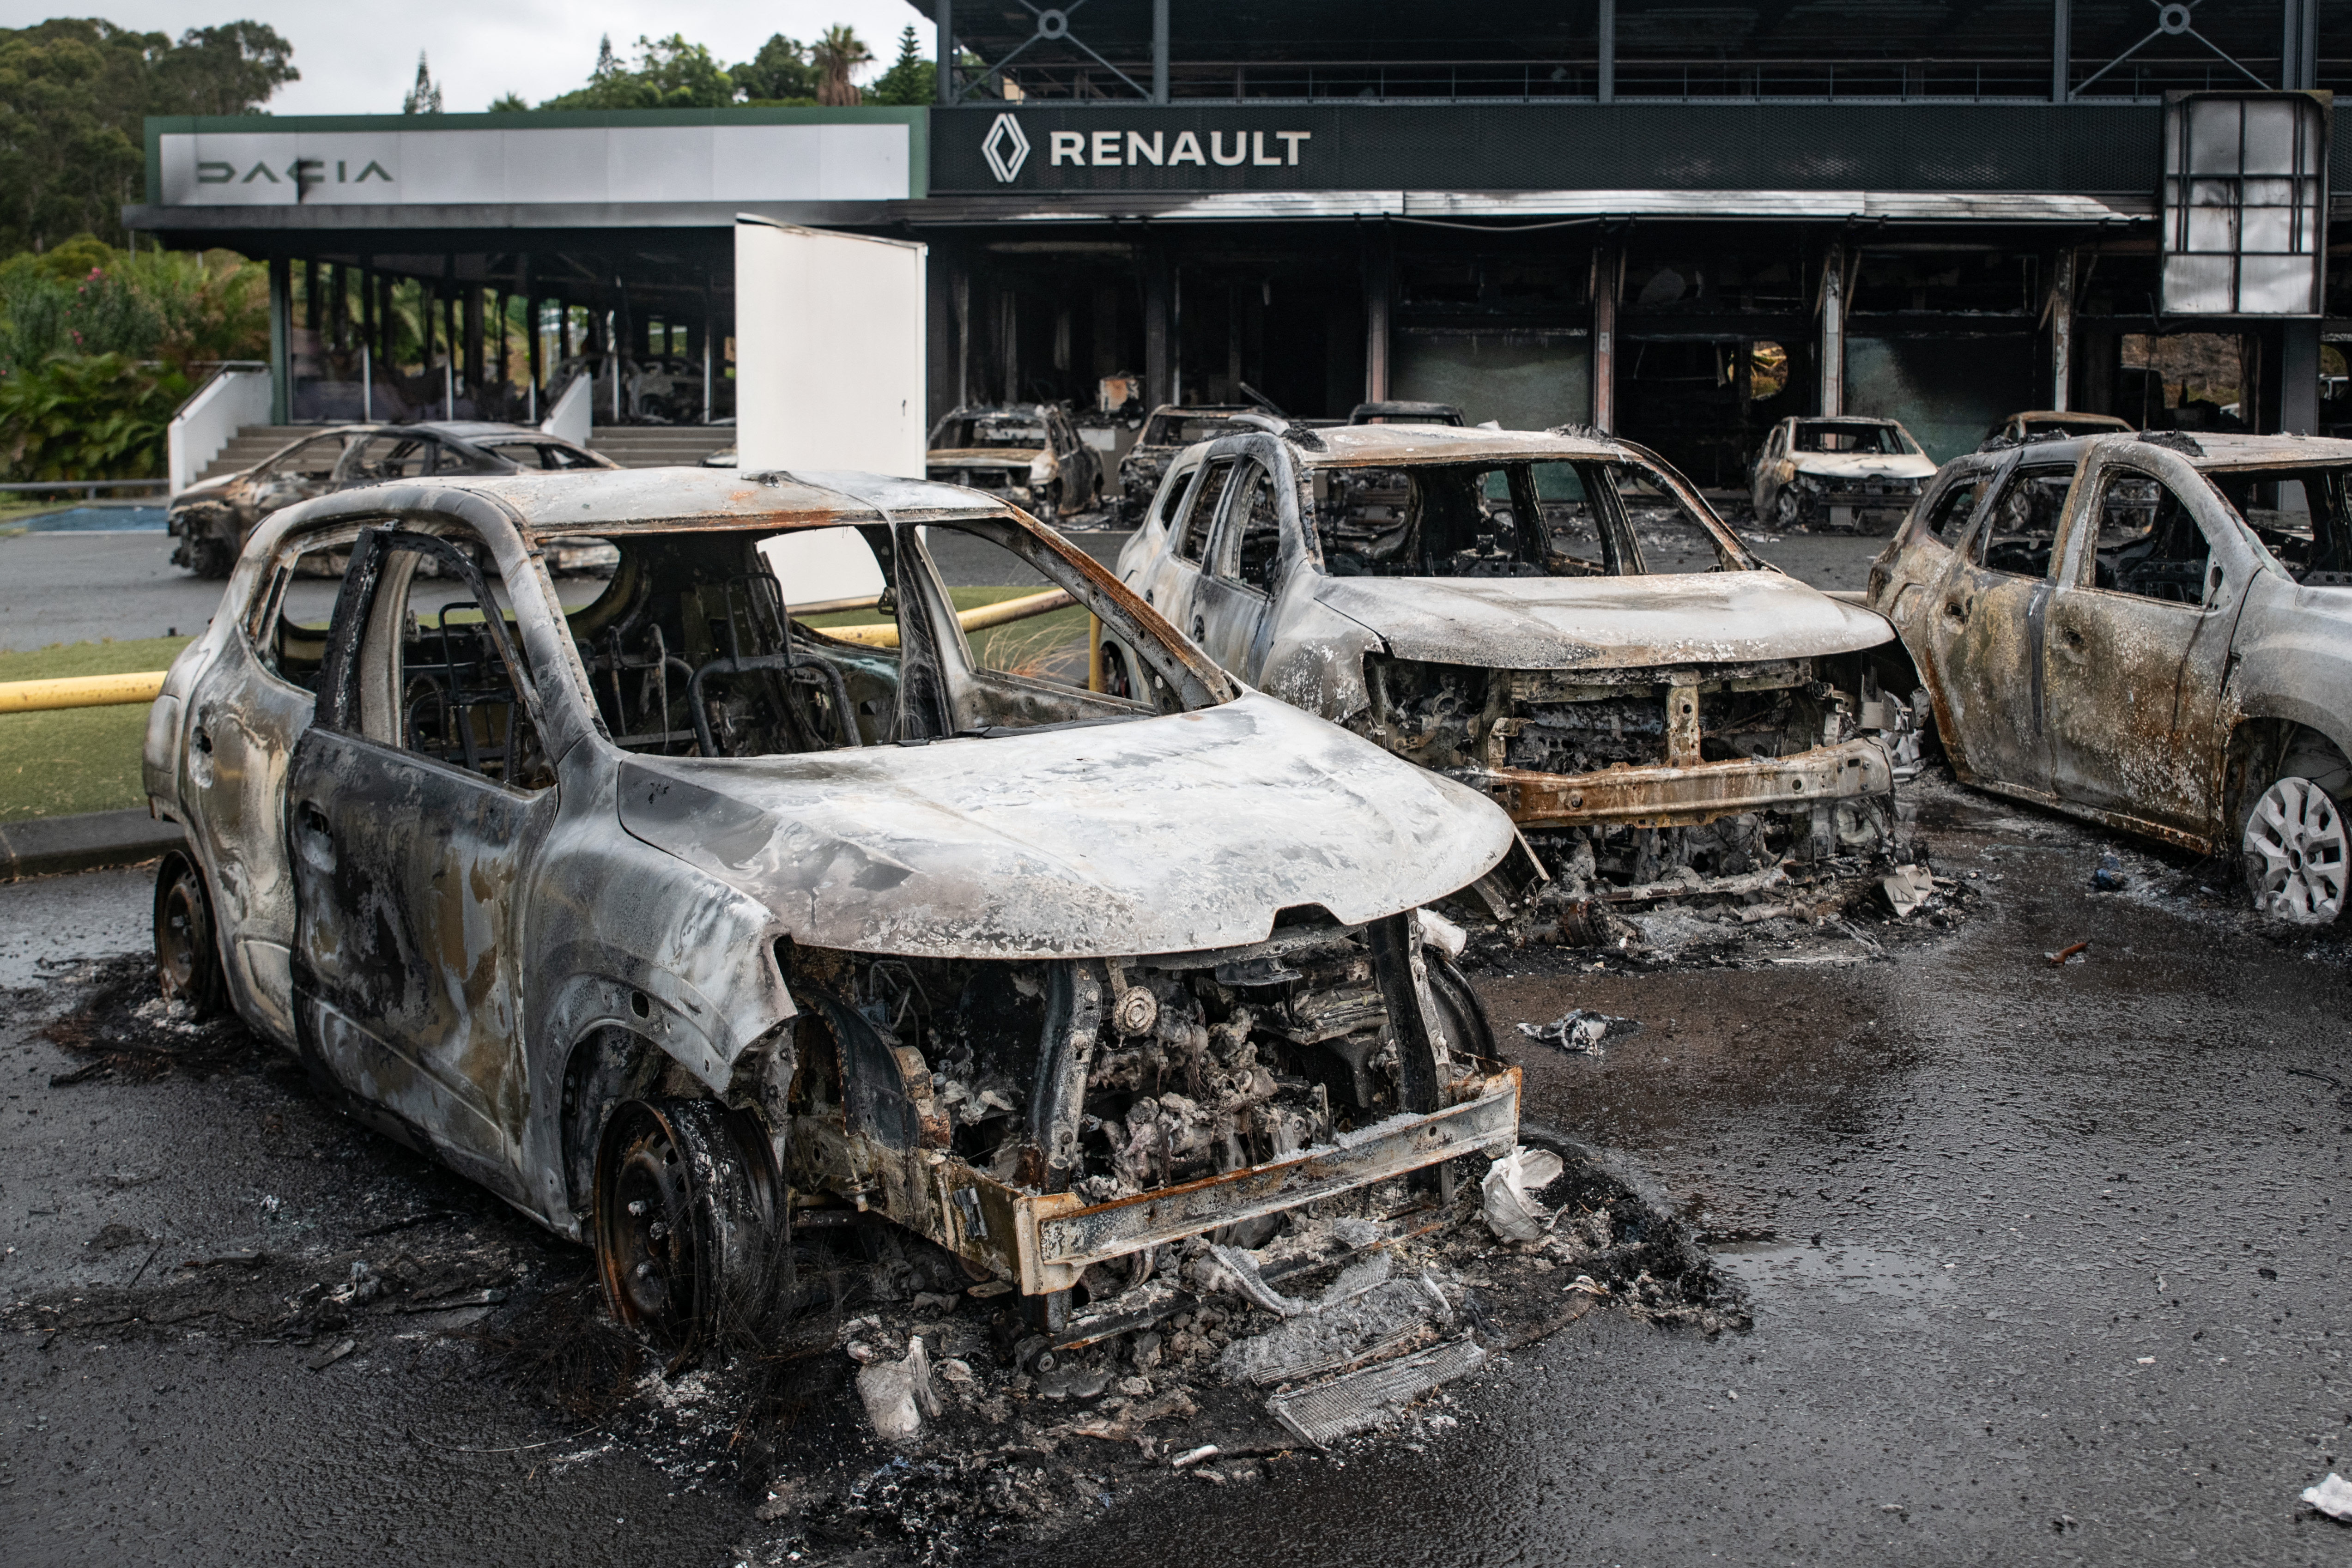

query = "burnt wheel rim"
[598,1106,703,1353]
[156,872,206,1001]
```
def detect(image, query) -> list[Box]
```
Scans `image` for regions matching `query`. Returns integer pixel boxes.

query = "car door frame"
[1913,446,2086,800]
[1135,443,1245,651]
[2037,442,2260,846]
[286,519,565,1202]
[1190,436,1302,684]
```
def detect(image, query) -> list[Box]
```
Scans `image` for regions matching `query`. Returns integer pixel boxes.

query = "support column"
[1598,0,1615,104]
[1590,243,1619,433]
[2052,0,2070,101]
[1152,0,1170,103]
[2048,248,2075,412]
[1363,227,1392,403]
[2284,0,2317,90]
[267,257,291,424]
[937,0,954,103]
[1819,245,1846,418]
[1142,244,1171,409]
[927,242,957,426]
[2281,317,2321,436]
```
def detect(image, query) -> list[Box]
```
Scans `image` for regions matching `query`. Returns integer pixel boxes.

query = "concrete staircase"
[193,422,737,483]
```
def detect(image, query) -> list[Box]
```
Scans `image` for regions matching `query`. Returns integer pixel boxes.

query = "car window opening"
[933,411,1048,449]
[558,520,1184,760]
[1794,422,1913,455]
[2091,472,2213,605]
[1970,465,2074,578]
[1313,460,1742,579]
[2209,467,2352,587]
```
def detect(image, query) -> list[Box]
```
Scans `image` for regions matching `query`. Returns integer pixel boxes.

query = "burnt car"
[1349,401,1465,426]
[1979,410,2134,450]
[1114,418,1914,896]
[1751,415,1937,532]
[1867,430,2352,923]
[924,404,1102,523]
[1115,405,1259,525]
[142,465,1525,1356]
[168,421,615,578]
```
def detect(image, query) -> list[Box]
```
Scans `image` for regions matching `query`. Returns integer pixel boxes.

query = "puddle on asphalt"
[1713,1241,1956,1305]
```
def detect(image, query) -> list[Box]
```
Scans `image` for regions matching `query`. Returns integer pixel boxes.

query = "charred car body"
[144,465,1524,1355]
[1979,410,2134,450]
[168,421,614,578]
[1752,415,1937,533]
[924,404,1103,523]
[1114,418,1913,897]
[1116,405,1259,525]
[1867,430,2352,923]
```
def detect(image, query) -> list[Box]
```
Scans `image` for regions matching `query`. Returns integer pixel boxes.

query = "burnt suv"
[143,464,1524,1355]
[167,421,613,577]
[1115,417,1916,895]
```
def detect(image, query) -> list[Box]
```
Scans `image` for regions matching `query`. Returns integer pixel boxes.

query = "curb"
[0,808,185,882]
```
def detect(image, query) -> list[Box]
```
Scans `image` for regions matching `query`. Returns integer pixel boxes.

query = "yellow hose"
[0,670,167,714]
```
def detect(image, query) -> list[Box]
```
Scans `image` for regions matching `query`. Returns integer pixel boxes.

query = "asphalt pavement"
[4,776,2350,1565]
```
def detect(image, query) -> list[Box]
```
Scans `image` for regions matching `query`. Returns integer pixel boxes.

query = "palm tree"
[812,26,871,106]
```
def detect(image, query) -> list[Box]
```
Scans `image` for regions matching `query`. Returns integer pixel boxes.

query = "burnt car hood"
[615,692,1513,960]
[1312,570,1893,671]
[927,447,1045,466]
[1788,452,1937,482]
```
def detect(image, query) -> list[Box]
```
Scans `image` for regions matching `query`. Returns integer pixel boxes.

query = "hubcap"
[2244,777,2348,924]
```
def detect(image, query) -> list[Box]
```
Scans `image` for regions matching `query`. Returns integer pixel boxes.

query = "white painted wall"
[167,367,271,494]
[540,373,592,447]
[733,217,926,478]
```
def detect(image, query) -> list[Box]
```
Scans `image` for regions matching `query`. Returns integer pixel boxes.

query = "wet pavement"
[7,774,2351,1564]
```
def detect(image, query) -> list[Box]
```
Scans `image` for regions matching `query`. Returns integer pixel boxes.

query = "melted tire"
[592,1098,782,1369]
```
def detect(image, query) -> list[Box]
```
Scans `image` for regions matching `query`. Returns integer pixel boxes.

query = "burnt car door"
[1189,443,1296,683]
[2039,449,2251,836]
[1133,450,1238,643]
[1047,408,1097,503]
[286,523,560,1200]
[1919,452,2079,796]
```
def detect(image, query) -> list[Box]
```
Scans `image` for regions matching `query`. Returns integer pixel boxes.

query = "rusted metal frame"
[1035,1074,1519,1273]
[1472,736,1895,829]
[1364,911,1447,1115]
[1027,959,1107,1191]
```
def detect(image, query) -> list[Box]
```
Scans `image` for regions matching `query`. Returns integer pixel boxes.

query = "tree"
[731,34,815,104]
[539,34,733,110]
[811,26,871,107]
[0,19,296,253]
[866,26,935,107]
[402,52,441,114]
[487,91,527,113]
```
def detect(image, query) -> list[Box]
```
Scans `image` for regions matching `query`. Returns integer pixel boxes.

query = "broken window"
[351,533,554,789]
[1969,464,2073,578]
[2085,469,2213,606]
[1148,458,1199,536]
[1921,471,1991,542]
[1174,458,1234,565]
[245,531,352,692]
[2207,467,2352,587]
[1312,459,1740,579]
[1794,421,1913,455]
[1221,460,1285,595]
[934,410,1049,450]
[1603,462,1738,575]
[1527,462,1614,574]
[933,528,1095,690]
[346,434,433,482]
[259,433,345,483]
[1142,411,1246,447]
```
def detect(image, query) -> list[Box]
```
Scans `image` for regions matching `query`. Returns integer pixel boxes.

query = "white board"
[757,526,887,608]
[734,217,927,478]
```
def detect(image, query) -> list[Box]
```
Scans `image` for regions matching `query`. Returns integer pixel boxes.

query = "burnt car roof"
[292,464,1017,537]
[1963,431,2352,472]
[1276,424,1627,466]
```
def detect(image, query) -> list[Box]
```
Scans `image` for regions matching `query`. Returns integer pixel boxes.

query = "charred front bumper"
[1469,736,1892,829]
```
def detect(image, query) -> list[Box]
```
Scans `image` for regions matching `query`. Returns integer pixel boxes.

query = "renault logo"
[982,113,1031,182]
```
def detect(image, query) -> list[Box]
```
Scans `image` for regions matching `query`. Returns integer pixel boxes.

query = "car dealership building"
[127,0,2350,486]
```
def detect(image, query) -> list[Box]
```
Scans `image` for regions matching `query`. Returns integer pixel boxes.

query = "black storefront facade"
[128,93,2348,486]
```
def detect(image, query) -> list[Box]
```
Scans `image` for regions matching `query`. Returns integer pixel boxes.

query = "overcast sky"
[7,1,932,114]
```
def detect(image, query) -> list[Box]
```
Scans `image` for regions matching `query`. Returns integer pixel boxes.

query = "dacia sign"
[150,113,918,208]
